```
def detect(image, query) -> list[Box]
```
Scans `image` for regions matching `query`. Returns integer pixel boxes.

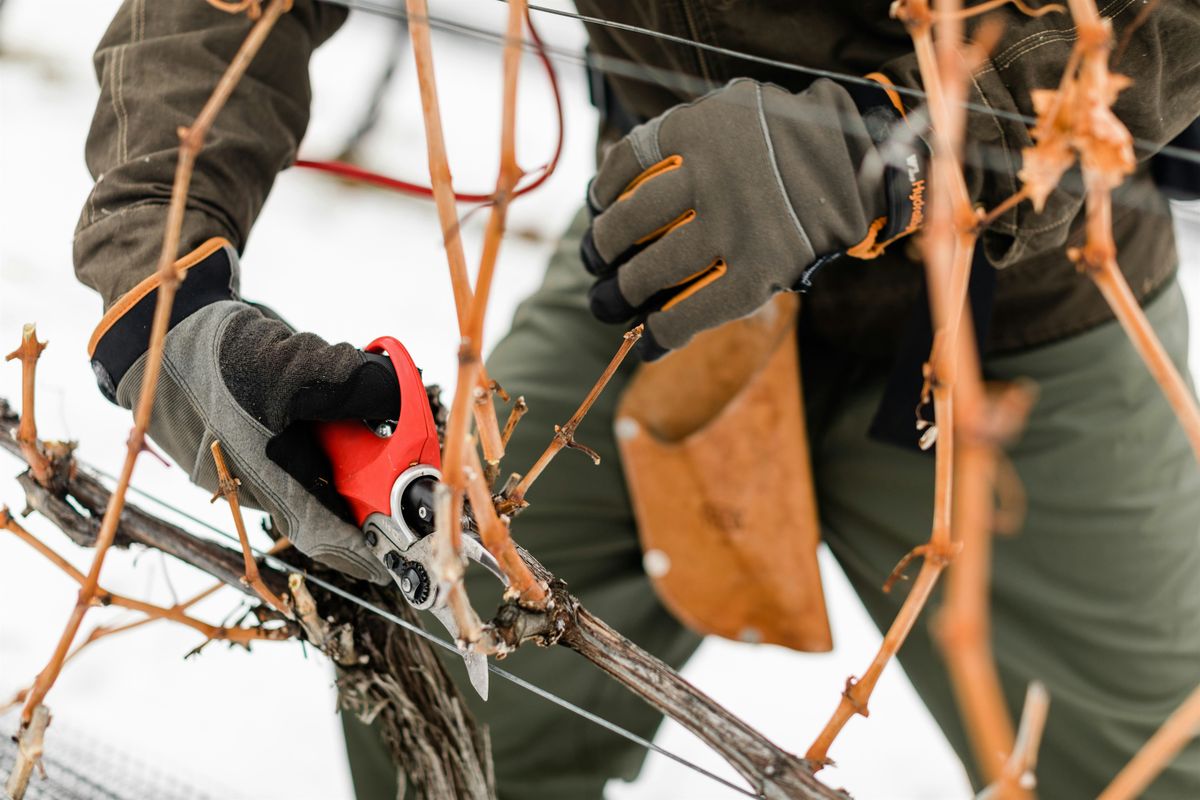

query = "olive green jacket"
[76,0,1199,357]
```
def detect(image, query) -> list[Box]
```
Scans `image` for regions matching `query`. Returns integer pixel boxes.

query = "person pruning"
[78,1,1200,797]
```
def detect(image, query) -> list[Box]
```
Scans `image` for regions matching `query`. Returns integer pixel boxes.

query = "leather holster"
[614,295,832,652]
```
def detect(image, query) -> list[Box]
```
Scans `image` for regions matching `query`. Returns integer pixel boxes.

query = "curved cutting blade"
[431,604,489,700]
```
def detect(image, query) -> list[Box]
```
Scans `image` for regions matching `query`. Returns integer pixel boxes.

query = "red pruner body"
[315,337,440,527]
[315,337,503,700]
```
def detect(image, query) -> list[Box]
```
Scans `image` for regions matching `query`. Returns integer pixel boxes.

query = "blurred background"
[1,2,1196,798]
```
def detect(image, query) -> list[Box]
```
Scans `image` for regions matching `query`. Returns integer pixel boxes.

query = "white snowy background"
[1,2,1197,798]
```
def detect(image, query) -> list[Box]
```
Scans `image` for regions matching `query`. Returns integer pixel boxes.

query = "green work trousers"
[343,210,1200,799]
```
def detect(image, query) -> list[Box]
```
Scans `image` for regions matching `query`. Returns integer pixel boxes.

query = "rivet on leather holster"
[614,294,832,652]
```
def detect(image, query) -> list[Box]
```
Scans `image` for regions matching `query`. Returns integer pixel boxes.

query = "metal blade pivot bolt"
[383,551,402,571]
[399,562,430,605]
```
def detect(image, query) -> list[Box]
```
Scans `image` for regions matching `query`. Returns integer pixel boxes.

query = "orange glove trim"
[661,258,728,311]
[635,208,697,246]
[863,72,907,119]
[844,72,927,260]
[618,155,684,202]
[845,217,889,260]
[87,237,231,358]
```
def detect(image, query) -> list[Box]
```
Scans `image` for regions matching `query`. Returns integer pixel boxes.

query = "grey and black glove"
[88,238,398,583]
[582,77,927,359]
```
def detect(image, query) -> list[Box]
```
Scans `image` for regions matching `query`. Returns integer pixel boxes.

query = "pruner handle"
[315,337,441,527]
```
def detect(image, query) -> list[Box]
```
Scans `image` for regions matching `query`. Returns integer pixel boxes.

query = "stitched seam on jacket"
[754,84,813,256]
[988,0,1136,69]
[966,0,1134,247]
[113,45,129,165]
[133,0,145,43]
[78,198,166,234]
[1018,212,1077,234]
[993,192,1176,350]
[999,29,1089,70]
[991,30,1076,71]
[969,69,1017,219]
[86,179,98,227]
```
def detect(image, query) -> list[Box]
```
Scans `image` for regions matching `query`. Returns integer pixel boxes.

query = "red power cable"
[294,12,564,204]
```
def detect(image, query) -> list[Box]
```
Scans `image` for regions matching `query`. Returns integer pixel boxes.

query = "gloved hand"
[581,77,926,359]
[89,239,398,583]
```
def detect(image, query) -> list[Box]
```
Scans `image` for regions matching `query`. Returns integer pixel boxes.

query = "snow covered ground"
[1,2,1197,799]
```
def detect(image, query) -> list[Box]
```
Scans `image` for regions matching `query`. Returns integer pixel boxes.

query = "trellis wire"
[72,459,763,800]
[318,0,1200,169]
[5,1,1192,795]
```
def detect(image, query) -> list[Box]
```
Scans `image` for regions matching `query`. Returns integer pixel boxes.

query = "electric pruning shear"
[315,337,505,700]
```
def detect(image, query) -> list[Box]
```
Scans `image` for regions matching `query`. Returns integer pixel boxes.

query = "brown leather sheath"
[614,295,832,652]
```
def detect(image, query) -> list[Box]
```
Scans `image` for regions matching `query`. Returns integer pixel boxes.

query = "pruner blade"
[359,513,497,700]
[423,532,506,701]
[431,603,490,700]
[371,514,505,702]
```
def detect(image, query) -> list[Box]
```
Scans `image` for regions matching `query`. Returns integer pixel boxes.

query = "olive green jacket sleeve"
[74,0,347,312]
[878,0,1200,268]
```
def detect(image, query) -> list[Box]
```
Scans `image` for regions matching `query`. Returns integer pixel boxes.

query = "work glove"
[89,239,398,583]
[582,77,927,359]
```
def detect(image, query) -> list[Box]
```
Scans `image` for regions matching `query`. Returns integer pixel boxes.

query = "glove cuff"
[842,73,930,258]
[792,75,929,292]
[88,238,239,403]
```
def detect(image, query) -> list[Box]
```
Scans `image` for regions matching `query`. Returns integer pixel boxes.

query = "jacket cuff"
[74,201,241,310]
[88,238,239,403]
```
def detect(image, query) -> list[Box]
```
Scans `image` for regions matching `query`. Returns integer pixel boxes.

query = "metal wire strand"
[307,0,1191,227]
[8,3,1190,794]
[316,0,1200,169]
[73,462,762,799]
[294,566,763,799]
[514,0,1200,169]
